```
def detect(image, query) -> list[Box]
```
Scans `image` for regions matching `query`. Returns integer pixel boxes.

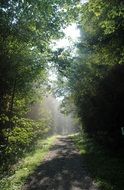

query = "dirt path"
[22,136,98,190]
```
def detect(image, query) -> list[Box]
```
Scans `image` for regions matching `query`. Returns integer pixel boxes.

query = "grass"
[0,136,57,190]
[71,133,124,190]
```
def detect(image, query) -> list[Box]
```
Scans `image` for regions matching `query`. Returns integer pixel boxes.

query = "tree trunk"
[9,77,16,118]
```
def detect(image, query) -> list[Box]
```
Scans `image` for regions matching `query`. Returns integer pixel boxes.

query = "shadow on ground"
[22,137,98,190]
[73,135,124,190]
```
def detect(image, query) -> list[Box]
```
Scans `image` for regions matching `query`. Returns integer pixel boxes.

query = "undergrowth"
[0,136,57,190]
[72,133,124,190]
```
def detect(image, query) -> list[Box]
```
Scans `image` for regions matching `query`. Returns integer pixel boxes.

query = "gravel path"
[22,136,98,190]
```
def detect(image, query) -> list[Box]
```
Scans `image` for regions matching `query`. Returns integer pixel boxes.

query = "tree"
[0,0,79,170]
[53,0,124,148]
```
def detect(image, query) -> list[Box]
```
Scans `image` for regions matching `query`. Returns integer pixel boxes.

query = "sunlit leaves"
[0,0,80,173]
[53,0,124,147]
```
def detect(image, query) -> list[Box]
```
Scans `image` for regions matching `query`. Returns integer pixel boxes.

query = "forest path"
[22,136,98,190]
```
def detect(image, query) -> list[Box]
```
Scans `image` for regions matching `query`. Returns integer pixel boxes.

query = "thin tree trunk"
[9,78,16,125]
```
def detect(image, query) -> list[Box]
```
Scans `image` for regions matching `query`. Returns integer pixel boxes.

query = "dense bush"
[0,114,51,174]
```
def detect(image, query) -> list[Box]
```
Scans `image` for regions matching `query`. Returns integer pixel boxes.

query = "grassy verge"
[0,136,57,190]
[71,133,124,190]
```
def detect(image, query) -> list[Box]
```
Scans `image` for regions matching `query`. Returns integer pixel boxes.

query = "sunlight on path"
[22,136,98,190]
[0,136,57,190]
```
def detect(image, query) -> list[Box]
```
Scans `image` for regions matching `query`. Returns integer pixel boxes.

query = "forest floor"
[22,136,98,190]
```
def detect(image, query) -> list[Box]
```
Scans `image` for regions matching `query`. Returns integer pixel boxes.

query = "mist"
[42,95,77,135]
[28,94,79,135]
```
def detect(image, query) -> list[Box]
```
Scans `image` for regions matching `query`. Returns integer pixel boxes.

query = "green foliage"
[0,114,52,173]
[53,0,124,148]
[0,136,57,190]
[79,0,124,65]
[0,0,79,173]
[74,0,124,146]
[0,0,78,116]
[72,134,124,190]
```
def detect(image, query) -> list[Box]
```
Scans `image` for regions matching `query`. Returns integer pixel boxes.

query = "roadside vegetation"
[0,0,124,188]
[0,0,77,177]
[72,133,124,190]
[0,136,57,190]
[54,0,124,150]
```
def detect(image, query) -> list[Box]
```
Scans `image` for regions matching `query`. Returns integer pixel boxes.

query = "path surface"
[22,136,98,190]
